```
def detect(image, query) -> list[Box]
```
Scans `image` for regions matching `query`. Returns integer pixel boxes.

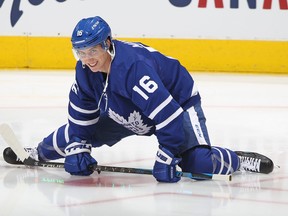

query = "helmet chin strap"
[98,41,115,111]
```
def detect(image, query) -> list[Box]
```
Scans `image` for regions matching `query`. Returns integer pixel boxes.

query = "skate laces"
[239,156,261,172]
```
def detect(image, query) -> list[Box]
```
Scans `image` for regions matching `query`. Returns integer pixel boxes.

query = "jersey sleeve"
[126,61,185,155]
[67,63,101,141]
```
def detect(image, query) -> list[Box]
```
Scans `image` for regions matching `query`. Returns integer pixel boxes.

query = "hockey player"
[5,16,274,182]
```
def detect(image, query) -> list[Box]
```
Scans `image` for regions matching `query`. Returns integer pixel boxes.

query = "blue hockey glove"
[64,140,97,176]
[152,145,182,183]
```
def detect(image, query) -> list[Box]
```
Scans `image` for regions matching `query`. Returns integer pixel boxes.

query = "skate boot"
[3,147,39,165]
[235,151,274,174]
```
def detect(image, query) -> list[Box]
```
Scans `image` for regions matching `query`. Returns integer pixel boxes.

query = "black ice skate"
[3,147,39,165]
[235,151,274,174]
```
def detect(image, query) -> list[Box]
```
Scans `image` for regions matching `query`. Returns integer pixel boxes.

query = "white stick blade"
[0,123,30,162]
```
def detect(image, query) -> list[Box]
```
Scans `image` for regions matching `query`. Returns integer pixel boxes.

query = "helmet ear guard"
[102,36,113,51]
[102,40,109,51]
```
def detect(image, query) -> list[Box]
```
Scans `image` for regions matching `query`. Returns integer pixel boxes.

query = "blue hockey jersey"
[68,40,200,155]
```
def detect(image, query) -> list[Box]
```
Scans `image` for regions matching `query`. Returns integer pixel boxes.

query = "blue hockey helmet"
[71,16,112,50]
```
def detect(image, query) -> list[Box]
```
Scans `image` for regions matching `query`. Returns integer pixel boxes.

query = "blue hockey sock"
[180,146,239,175]
[38,124,70,160]
[180,146,214,174]
[211,147,239,174]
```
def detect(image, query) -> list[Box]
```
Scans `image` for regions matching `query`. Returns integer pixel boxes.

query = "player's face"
[76,45,110,73]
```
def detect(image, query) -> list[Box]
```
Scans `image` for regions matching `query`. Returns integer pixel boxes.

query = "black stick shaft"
[23,159,230,181]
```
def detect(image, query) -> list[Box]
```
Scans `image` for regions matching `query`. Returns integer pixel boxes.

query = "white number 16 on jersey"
[133,75,158,100]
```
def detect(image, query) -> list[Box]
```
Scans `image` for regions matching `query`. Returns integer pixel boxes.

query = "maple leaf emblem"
[108,108,152,135]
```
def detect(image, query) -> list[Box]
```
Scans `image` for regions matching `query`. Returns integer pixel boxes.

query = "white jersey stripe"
[70,102,99,114]
[156,107,183,130]
[68,115,99,126]
[191,84,199,97]
[64,124,69,143]
[225,148,232,174]
[148,95,173,119]
[213,147,224,174]
[187,106,208,145]
[52,128,66,157]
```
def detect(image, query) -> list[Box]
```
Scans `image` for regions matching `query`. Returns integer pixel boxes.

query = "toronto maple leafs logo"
[108,108,152,135]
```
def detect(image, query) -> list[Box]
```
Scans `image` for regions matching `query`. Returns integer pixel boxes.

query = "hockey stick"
[0,123,231,181]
